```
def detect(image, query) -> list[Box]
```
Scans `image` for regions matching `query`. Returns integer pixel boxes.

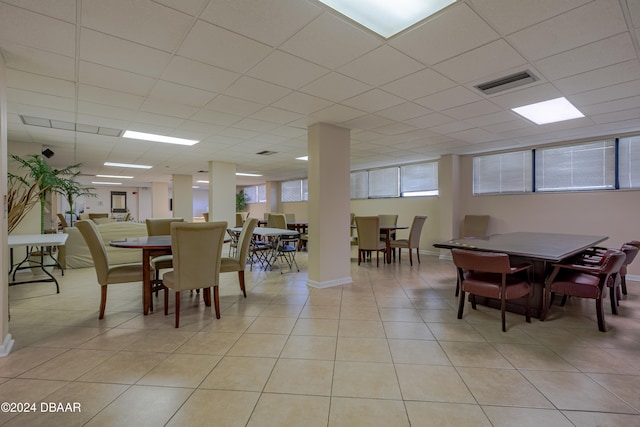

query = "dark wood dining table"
[110,235,171,315]
[434,232,608,317]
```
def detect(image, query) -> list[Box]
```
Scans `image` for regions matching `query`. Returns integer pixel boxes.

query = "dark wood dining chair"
[452,248,532,332]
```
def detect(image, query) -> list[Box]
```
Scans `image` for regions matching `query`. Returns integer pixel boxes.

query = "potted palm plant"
[57,171,96,227]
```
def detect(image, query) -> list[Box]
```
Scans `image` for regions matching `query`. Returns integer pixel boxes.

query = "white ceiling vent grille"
[475,71,538,95]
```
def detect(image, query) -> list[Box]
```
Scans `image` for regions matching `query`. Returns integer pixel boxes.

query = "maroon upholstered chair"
[542,249,626,332]
[451,249,532,332]
[619,241,640,296]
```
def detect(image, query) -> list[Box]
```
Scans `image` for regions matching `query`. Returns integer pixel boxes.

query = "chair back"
[236,212,244,227]
[284,213,295,223]
[76,220,110,285]
[236,218,258,267]
[600,249,627,277]
[461,215,490,238]
[267,213,287,229]
[620,243,639,274]
[89,213,109,221]
[170,221,227,292]
[146,217,184,236]
[451,248,512,274]
[378,214,398,228]
[408,216,428,245]
[57,213,69,228]
[355,216,381,250]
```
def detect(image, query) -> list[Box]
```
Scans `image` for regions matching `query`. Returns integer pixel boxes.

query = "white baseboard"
[307,276,352,288]
[0,334,15,357]
[627,274,640,283]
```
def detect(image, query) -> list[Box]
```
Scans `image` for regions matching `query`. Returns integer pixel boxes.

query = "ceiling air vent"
[256,150,277,156]
[475,70,538,95]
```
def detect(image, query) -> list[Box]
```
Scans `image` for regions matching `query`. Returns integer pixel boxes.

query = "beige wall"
[458,155,640,276]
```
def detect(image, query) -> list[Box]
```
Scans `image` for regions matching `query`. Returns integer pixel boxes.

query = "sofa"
[59,221,148,269]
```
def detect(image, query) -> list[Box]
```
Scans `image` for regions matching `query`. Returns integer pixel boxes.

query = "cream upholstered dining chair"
[221,218,258,297]
[461,215,490,238]
[145,217,184,281]
[76,220,145,319]
[389,215,427,266]
[452,248,532,332]
[162,221,227,328]
[235,212,244,227]
[267,213,287,229]
[355,216,387,267]
[378,214,398,242]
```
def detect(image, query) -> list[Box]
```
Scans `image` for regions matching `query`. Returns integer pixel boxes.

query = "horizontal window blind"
[619,136,640,189]
[350,171,368,199]
[401,162,438,196]
[473,151,532,194]
[368,167,399,198]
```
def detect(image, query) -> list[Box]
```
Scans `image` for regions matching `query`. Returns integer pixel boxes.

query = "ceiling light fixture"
[123,130,199,146]
[236,173,262,177]
[91,181,122,185]
[511,97,585,125]
[104,162,152,169]
[196,180,209,184]
[296,156,308,161]
[96,174,134,179]
[317,0,456,38]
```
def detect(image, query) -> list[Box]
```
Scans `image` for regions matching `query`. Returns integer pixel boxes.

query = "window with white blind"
[401,162,438,197]
[281,179,308,202]
[368,167,399,198]
[350,171,368,199]
[619,135,640,189]
[473,151,532,195]
[242,184,267,203]
[535,140,615,192]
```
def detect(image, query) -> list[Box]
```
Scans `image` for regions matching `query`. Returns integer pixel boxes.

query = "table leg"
[385,230,392,264]
[143,248,151,315]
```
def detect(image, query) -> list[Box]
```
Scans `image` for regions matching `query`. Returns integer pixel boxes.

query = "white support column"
[208,161,235,226]
[437,154,459,259]
[1,54,15,356]
[151,182,170,218]
[307,123,352,288]
[172,174,193,221]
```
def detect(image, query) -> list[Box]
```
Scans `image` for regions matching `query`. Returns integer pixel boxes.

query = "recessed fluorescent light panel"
[512,97,585,125]
[96,174,134,179]
[92,181,122,185]
[104,162,152,169]
[123,130,199,146]
[318,0,456,38]
[296,156,308,161]
[197,180,209,184]
[236,173,262,177]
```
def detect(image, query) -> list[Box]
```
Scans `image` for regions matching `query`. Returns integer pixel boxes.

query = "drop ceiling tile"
[580,95,640,116]
[405,112,456,128]
[8,88,75,112]
[340,114,394,130]
[79,85,145,110]
[250,107,304,125]
[433,40,528,84]
[592,107,640,125]
[485,119,532,134]
[80,61,156,96]
[415,86,484,111]
[468,0,591,35]
[80,29,172,78]
[391,3,499,65]
[140,99,199,119]
[247,50,330,89]
[178,20,271,73]
[430,120,475,135]
[381,69,456,100]
[338,45,424,86]
[488,82,562,109]
[205,95,264,116]
[534,33,636,80]
[2,43,75,80]
[77,100,138,121]
[341,89,405,113]
[149,81,216,108]
[443,99,503,120]
[448,128,497,143]
[81,0,193,51]
[280,12,380,69]
[300,72,371,102]
[153,0,208,16]
[309,104,366,124]
[374,122,418,136]
[6,69,75,98]
[223,76,292,105]
[554,60,640,95]
[200,0,322,47]
[465,111,519,127]
[569,79,640,106]
[190,109,243,127]
[0,3,75,56]
[162,56,239,93]
[507,0,626,60]
[178,120,225,135]
[272,92,333,115]
[376,102,431,121]
[629,0,640,27]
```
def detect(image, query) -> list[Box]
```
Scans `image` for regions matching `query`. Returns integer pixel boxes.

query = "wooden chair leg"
[457,290,465,319]
[525,291,531,324]
[213,285,220,319]
[376,251,379,267]
[175,291,180,328]
[408,248,413,266]
[99,286,107,319]
[238,270,246,297]
[621,276,627,295]
[609,286,618,315]
[358,249,361,265]
[596,297,606,332]
[203,287,211,307]
[501,296,506,332]
[416,247,420,264]
[164,287,168,315]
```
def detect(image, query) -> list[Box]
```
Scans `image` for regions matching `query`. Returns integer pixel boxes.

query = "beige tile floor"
[2,249,640,426]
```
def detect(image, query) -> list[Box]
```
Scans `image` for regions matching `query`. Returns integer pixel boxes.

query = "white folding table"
[8,233,69,293]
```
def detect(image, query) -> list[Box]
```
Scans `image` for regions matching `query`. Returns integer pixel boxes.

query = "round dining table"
[109,235,171,315]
